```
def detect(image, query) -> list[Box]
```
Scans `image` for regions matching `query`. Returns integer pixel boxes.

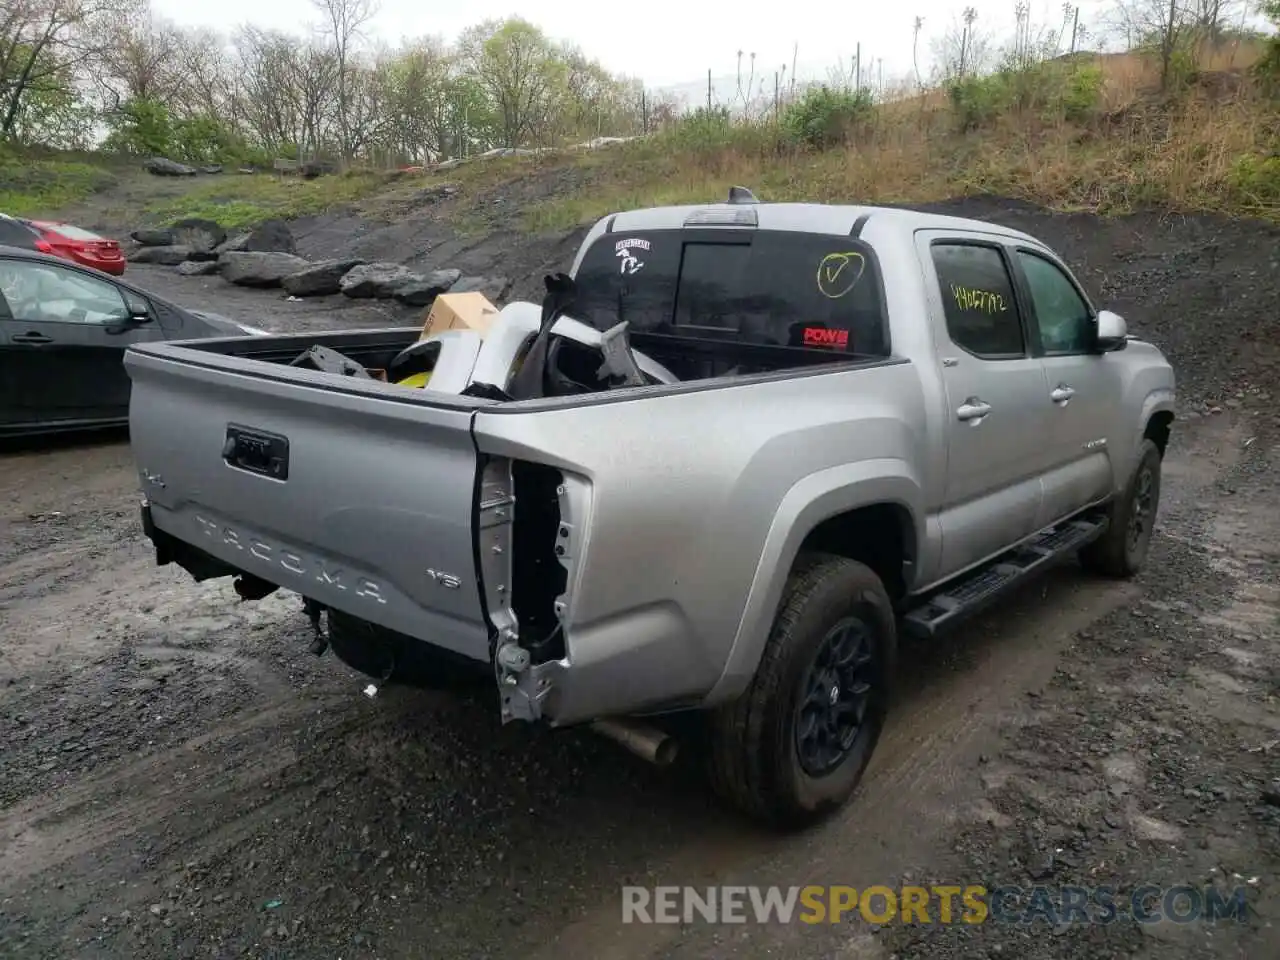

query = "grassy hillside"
[4,45,1276,236]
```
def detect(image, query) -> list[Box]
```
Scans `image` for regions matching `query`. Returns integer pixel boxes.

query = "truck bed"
[125,318,912,722]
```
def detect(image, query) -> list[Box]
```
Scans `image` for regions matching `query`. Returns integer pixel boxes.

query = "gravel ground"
[1,197,1277,959]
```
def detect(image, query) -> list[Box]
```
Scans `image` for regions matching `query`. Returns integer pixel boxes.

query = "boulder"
[169,218,227,256]
[131,228,175,246]
[214,233,251,256]
[131,244,194,265]
[244,219,296,255]
[199,164,223,174]
[281,258,367,297]
[145,156,197,177]
[450,275,512,304]
[339,262,420,299]
[219,251,310,287]
[393,268,462,307]
[177,260,222,276]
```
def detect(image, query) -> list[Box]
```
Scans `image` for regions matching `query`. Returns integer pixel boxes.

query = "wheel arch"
[1143,409,1173,457]
[704,460,923,706]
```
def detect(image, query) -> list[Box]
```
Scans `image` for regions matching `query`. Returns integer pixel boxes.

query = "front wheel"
[1079,438,1163,578]
[706,554,897,829]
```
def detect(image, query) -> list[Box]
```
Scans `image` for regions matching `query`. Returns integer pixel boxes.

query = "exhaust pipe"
[590,718,679,767]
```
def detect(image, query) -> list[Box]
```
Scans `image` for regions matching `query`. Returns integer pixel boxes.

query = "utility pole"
[707,68,712,110]
[1070,5,1080,53]
[855,43,861,91]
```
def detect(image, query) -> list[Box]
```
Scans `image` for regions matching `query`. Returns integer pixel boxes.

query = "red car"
[0,214,127,275]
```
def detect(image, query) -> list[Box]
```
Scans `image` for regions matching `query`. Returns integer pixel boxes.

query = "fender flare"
[1129,388,1175,483]
[704,458,924,705]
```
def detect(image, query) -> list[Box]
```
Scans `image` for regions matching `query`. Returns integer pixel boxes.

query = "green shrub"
[781,86,875,149]
[666,106,735,151]
[950,62,1102,131]
[1255,0,1280,94]
[1060,65,1104,122]
[949,74,1007,130]
[101,98,173,157]
[1228,153,1280,206]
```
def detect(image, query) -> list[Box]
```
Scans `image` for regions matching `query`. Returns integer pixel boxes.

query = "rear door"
[1011,246,1120,526]
[0,256,164,425]
[916,232,1052,577]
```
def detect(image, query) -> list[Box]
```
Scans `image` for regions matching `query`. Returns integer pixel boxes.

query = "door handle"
[1050,384,1075,404]
[956,398,992,423]
[11,332,53,344]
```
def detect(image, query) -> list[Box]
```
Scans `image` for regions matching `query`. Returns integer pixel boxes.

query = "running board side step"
[901,516,1108,639]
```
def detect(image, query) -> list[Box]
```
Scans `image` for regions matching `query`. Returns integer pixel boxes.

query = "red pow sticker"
[802,327,850,349]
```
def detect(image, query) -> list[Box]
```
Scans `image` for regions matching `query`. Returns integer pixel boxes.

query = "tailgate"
[125,344,495,663]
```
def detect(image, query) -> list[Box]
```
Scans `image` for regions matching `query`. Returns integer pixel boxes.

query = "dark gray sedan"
[0,244,266,438]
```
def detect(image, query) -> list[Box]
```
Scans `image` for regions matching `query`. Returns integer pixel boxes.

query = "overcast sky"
[150,0,1145,91]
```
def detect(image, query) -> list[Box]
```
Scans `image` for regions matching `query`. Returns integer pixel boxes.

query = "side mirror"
[1095,309,1127,352]
[124,290,152,323]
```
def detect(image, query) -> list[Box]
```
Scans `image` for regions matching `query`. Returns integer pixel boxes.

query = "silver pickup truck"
[124,191,1176,828]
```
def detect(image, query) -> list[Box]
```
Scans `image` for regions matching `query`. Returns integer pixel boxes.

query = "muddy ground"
[1,191,1279,960]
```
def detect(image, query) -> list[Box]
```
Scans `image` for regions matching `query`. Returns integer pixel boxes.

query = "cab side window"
[931,243,1025,359]
[1016,251,1094,355]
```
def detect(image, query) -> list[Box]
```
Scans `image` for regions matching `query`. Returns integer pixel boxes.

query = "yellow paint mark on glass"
[816,251,866,299]
[950,283,1008,314]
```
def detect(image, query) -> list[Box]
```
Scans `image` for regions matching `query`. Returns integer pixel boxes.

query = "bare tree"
[1106,0,1249,81]
[913,16,925,87]
[92,7,183,110]
[931,9,994,81]
[173,27,236,120]
[311,0,375,161]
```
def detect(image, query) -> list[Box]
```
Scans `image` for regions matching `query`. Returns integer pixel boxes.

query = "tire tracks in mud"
[0,412,1264,960]
[520,414,1255,960]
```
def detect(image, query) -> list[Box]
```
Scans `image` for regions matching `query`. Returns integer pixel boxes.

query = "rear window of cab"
[570,228,890,357]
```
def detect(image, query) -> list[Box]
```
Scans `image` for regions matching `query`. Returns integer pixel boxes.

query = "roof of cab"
[601,200,1041,246]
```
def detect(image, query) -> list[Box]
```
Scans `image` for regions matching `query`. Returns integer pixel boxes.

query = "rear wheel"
[1079,438,1163,578]
[706,554,896,829]
[324,608,489,689]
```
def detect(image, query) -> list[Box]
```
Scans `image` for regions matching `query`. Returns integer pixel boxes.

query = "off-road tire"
[1079,438,1163,578]
[325,608,489,690]
[706,553,897,830]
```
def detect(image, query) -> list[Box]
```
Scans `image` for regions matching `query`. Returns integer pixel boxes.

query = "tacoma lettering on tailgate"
[194,514,386,603]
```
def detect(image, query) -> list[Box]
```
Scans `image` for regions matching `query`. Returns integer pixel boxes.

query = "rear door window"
[930,242,1026,358]
[572,229,889,356]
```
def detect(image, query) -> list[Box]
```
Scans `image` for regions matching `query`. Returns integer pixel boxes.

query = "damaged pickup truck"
[124,190,1176,827]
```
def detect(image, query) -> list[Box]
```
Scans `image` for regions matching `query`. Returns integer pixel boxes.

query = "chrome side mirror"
[1095,309,1128,352]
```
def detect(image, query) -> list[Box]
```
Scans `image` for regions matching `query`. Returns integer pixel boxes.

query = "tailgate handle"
[223,424,290,481]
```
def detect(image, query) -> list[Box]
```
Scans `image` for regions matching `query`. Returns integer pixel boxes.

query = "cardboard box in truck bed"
[420,292,499,339]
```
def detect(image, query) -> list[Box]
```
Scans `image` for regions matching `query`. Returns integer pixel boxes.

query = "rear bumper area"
[139,499,495,666]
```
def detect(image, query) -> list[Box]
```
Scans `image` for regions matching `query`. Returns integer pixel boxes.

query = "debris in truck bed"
[288,344,373,378]
[597,321,647,387]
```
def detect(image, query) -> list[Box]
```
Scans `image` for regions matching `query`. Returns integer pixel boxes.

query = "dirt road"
[1,401,1277,960]
[2,200,1279,958]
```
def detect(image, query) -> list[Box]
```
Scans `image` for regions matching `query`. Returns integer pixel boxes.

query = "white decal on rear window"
[615,237,649,275]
